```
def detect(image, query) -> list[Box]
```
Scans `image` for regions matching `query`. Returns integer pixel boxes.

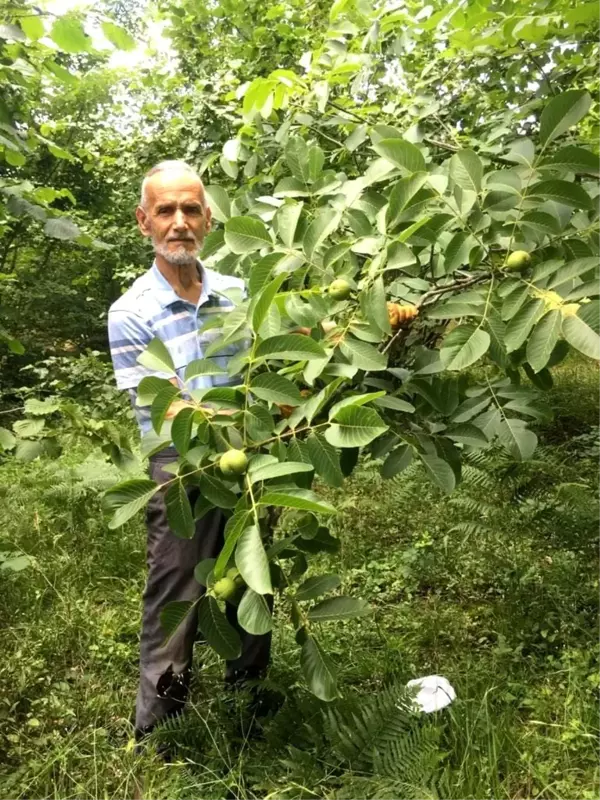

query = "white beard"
[153,238,199,266]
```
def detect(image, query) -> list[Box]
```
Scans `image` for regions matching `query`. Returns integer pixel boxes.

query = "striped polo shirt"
[108,260,245,435]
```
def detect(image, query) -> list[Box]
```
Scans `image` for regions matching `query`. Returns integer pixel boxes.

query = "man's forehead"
[144,170,205,205]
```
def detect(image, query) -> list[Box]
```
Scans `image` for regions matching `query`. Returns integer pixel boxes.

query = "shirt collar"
[150,260,213,309]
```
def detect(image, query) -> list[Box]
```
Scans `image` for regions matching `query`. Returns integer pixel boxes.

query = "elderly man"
[108,161,271,742]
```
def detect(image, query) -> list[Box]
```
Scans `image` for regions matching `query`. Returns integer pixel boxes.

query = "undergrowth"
[0,355,597,799]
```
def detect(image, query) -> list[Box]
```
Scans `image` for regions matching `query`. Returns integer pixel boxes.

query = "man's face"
[136,170,212,267]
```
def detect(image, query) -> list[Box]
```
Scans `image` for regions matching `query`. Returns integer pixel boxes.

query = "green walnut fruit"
[219,448,248,477]
[504,250,532,271]
[226,567,245,586]
[213,576,237,601]
[328,279,351,301]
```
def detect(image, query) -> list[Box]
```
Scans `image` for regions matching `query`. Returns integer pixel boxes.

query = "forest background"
[0,0,598,798]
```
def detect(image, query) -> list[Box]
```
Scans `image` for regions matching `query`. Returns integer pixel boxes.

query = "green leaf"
[301,636,337,701]
[542,146,600,176]
[245,404,273,441]
[237,589,273,635]
[566,281,600,301]
[103,479,158,529]
[235,525,272,595]
[256,334,326,361]
[274,177,309,198]
[450,149,483,192]
[276,201,304,248]
[199,474,238,508]
[213,511,252,579]
[420,453,456,493]
[0,427,16,451]
[326,406,388,448]
[204,185,231,223]
[452,395,491,423]
[165,481,195,538]
[547,258,598,290]
[361,276,390,335]
[251,373,302,405]
[308,145,325,182]
[564,2,599,26]
[194,558,216,586]
[50,16,92,52]
[13,418,45,438]
[526,310,562,372]
[329,391,386,418]
[151,384,180,434]
[445,424,489,447]
[444,232,476,272]
[160,600,195,641]
[171,408,195,456]
[307,433,344,488]
[251,274,285,333]
[286,136,310,182]
[20,15,44,40]
[372,138,425,173]
[373,396,416,413]
[308,596,370,622]
[381,443,413,478]
[441,325,491,370]
[198,596,242,660]
[44,217,80,240]
[497,418,538,461]
[304,209,341,258]
[224,216,272,254]
[504,299,544,353]
[259,489,336,515]
[539,90,592,146]
[23,398,59,416]
[339,337,387,371]
[184,359,227,381]
[138,337,176,374]
[101,20,136,50]
[562,313,600,360]
[501,284,530,321]
[295,574,341,602]
[527,180,592,208]
[519,211,560,236]
[14,440,47,462]
[386,174,429,229]
[248,253,284,296]
[345,124,368,151]
[249,461,314,483]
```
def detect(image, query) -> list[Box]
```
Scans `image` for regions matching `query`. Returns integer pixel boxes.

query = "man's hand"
[165,399,238,420]
[165,399,198,419]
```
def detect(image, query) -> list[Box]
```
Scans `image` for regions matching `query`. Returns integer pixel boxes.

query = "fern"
[446,522,492,540]
[150,706,210,754]
[335,774,439,800]
[460,465,495,491]
[447,496,496,516]
[323,681,441,792]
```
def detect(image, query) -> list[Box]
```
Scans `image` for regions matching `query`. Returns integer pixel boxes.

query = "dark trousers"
[135,449,272,733]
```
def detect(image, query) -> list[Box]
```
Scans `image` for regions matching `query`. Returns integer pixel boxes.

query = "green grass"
[0,355,598,799]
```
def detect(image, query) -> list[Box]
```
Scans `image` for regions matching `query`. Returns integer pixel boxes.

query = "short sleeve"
[108,309,169,390]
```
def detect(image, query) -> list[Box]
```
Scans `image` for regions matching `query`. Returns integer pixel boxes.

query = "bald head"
[140,160,204,209]
[136,160,212,268]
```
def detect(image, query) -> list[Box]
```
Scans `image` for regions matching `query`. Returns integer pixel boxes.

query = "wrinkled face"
[136,170,212,267]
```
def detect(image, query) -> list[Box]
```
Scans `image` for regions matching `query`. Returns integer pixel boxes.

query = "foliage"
[0,357,597,799]
[100,77,598,691]
[1,0,599,698]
